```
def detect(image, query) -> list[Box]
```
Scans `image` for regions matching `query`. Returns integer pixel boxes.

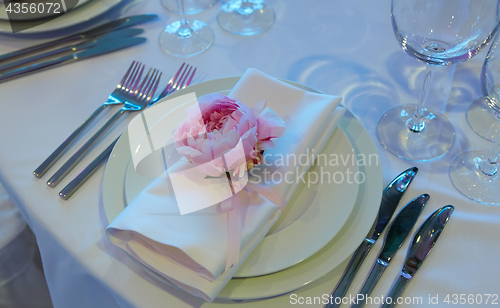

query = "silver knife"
[0,28,144,73]
[325,167,418,308]
[0,14,157,64]
[350,194,429,308]
[0,37,146,83]
[381,205,454,308]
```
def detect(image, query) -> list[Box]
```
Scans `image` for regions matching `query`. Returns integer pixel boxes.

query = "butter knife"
[0,28,144,73]
[350,194,429,308]
[0,14,157,64]
[380,205,454,308]
[325,167,418,308]
[0,37,146,83]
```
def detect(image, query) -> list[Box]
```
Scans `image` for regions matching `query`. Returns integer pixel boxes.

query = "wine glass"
[450,31,500,205]
[377,0,500,161]
[161,0,218,15]
[217,0,275,36]
[159,0,214,57]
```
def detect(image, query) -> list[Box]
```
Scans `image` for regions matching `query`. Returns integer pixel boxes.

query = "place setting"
[1,0,500,307]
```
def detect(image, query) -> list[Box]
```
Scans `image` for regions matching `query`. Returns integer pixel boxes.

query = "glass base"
[450,149,500,205]
[376,104,455,161]
[160,0,218,15]
[466,97,500,142]
[217,0,275,36]
[159,20,214,57]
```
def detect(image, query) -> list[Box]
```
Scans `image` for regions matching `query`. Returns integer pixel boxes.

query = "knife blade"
[381,205,454,308]
[350,194,429,308]
[325,166,418,308]
[0,37,146,83]
[0,28,144,73]
[0,14,157,64]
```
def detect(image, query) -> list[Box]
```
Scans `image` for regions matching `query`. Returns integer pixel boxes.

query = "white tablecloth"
[0,0,499,307]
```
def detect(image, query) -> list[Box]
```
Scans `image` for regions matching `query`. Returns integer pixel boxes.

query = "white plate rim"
[0,0,121,33]
[102,76,383,300]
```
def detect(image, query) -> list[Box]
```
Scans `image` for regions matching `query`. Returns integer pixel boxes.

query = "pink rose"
[174,93,285,177]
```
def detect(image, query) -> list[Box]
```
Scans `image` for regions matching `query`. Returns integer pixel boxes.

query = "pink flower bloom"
[174,94,285,177]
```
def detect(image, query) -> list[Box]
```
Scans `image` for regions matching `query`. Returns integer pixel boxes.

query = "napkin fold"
[106,68,344,301]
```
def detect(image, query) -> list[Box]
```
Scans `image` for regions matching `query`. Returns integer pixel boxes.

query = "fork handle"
[47,109,125,188]
[59,137,119,200]
[33,104,108,178]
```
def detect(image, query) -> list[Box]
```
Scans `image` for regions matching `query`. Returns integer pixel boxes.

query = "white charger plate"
[0,0,120,33]
[0,0,93,21]
[102,77,382,299]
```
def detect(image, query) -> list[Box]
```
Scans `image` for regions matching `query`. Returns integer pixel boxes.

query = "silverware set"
[31,61,196,199]
[0,14,158,83]
[325,167,454,308]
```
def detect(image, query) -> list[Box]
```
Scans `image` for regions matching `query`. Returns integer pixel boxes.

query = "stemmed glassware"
[159,0,214,57]
[217,0,275,35]
[450,32,500,205]
[161,0,218,15]
[378,0,500,161]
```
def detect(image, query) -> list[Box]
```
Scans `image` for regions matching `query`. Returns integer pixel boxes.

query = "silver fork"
[47,66,162,188]
[33,61,145,178]
[59,64,196,199]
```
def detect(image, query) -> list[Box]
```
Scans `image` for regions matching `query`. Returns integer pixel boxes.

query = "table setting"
[0,0,499,307]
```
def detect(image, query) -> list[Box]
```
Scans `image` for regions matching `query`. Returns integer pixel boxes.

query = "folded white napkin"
[106,69,344,301]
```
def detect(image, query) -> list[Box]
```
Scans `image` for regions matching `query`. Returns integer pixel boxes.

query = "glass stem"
[238,0,254,15]
[480,138,500,176]
[408,64,436,133]
[177,0,192,37]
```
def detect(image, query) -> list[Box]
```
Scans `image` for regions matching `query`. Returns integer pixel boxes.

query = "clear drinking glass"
[450,31,500,205]
[161,0,218,15]
[159,0,214,57]
[378,0,500,161]
[217,0,275,36]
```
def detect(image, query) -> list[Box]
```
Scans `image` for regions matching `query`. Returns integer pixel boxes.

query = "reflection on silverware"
[351,194,428,308]
[381,205,454,308]
[47,64,162,188]
[325,167,418,308]
[59,64,196,199]
[0,14,157,64]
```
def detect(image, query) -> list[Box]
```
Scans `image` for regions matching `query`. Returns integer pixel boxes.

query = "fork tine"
[134,67,152,96]
[159,63,185,99]
[139,69,157,99]
[185,67,196,88]
[168,64,189,96]
[176,66,192,91]
[117,61,135,90]
[123,62,140,92]
[130,64,145,92]
[146,71,162,102]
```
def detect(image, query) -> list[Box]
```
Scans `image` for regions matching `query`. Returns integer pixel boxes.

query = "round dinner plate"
[119,89,359,278]
[0,0,93,21]
[0,0,120,33]
[102,76,383,300]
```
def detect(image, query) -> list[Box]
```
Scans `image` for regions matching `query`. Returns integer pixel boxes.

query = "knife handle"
[380,273,410,308]
[351,259,387,308]
[0,54,74,83]
[325,239,374,308]
[0,35,80,64]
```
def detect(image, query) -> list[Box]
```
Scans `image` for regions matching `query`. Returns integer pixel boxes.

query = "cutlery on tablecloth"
[46,64,162,188]
[33,61,146,178]
[58,64,196,199]
[0,37,147,84]
[380,205,454,308]
[0,14,157,64]
[0,28,144,73]
[350,194,429,308]
[325,167,418,308]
